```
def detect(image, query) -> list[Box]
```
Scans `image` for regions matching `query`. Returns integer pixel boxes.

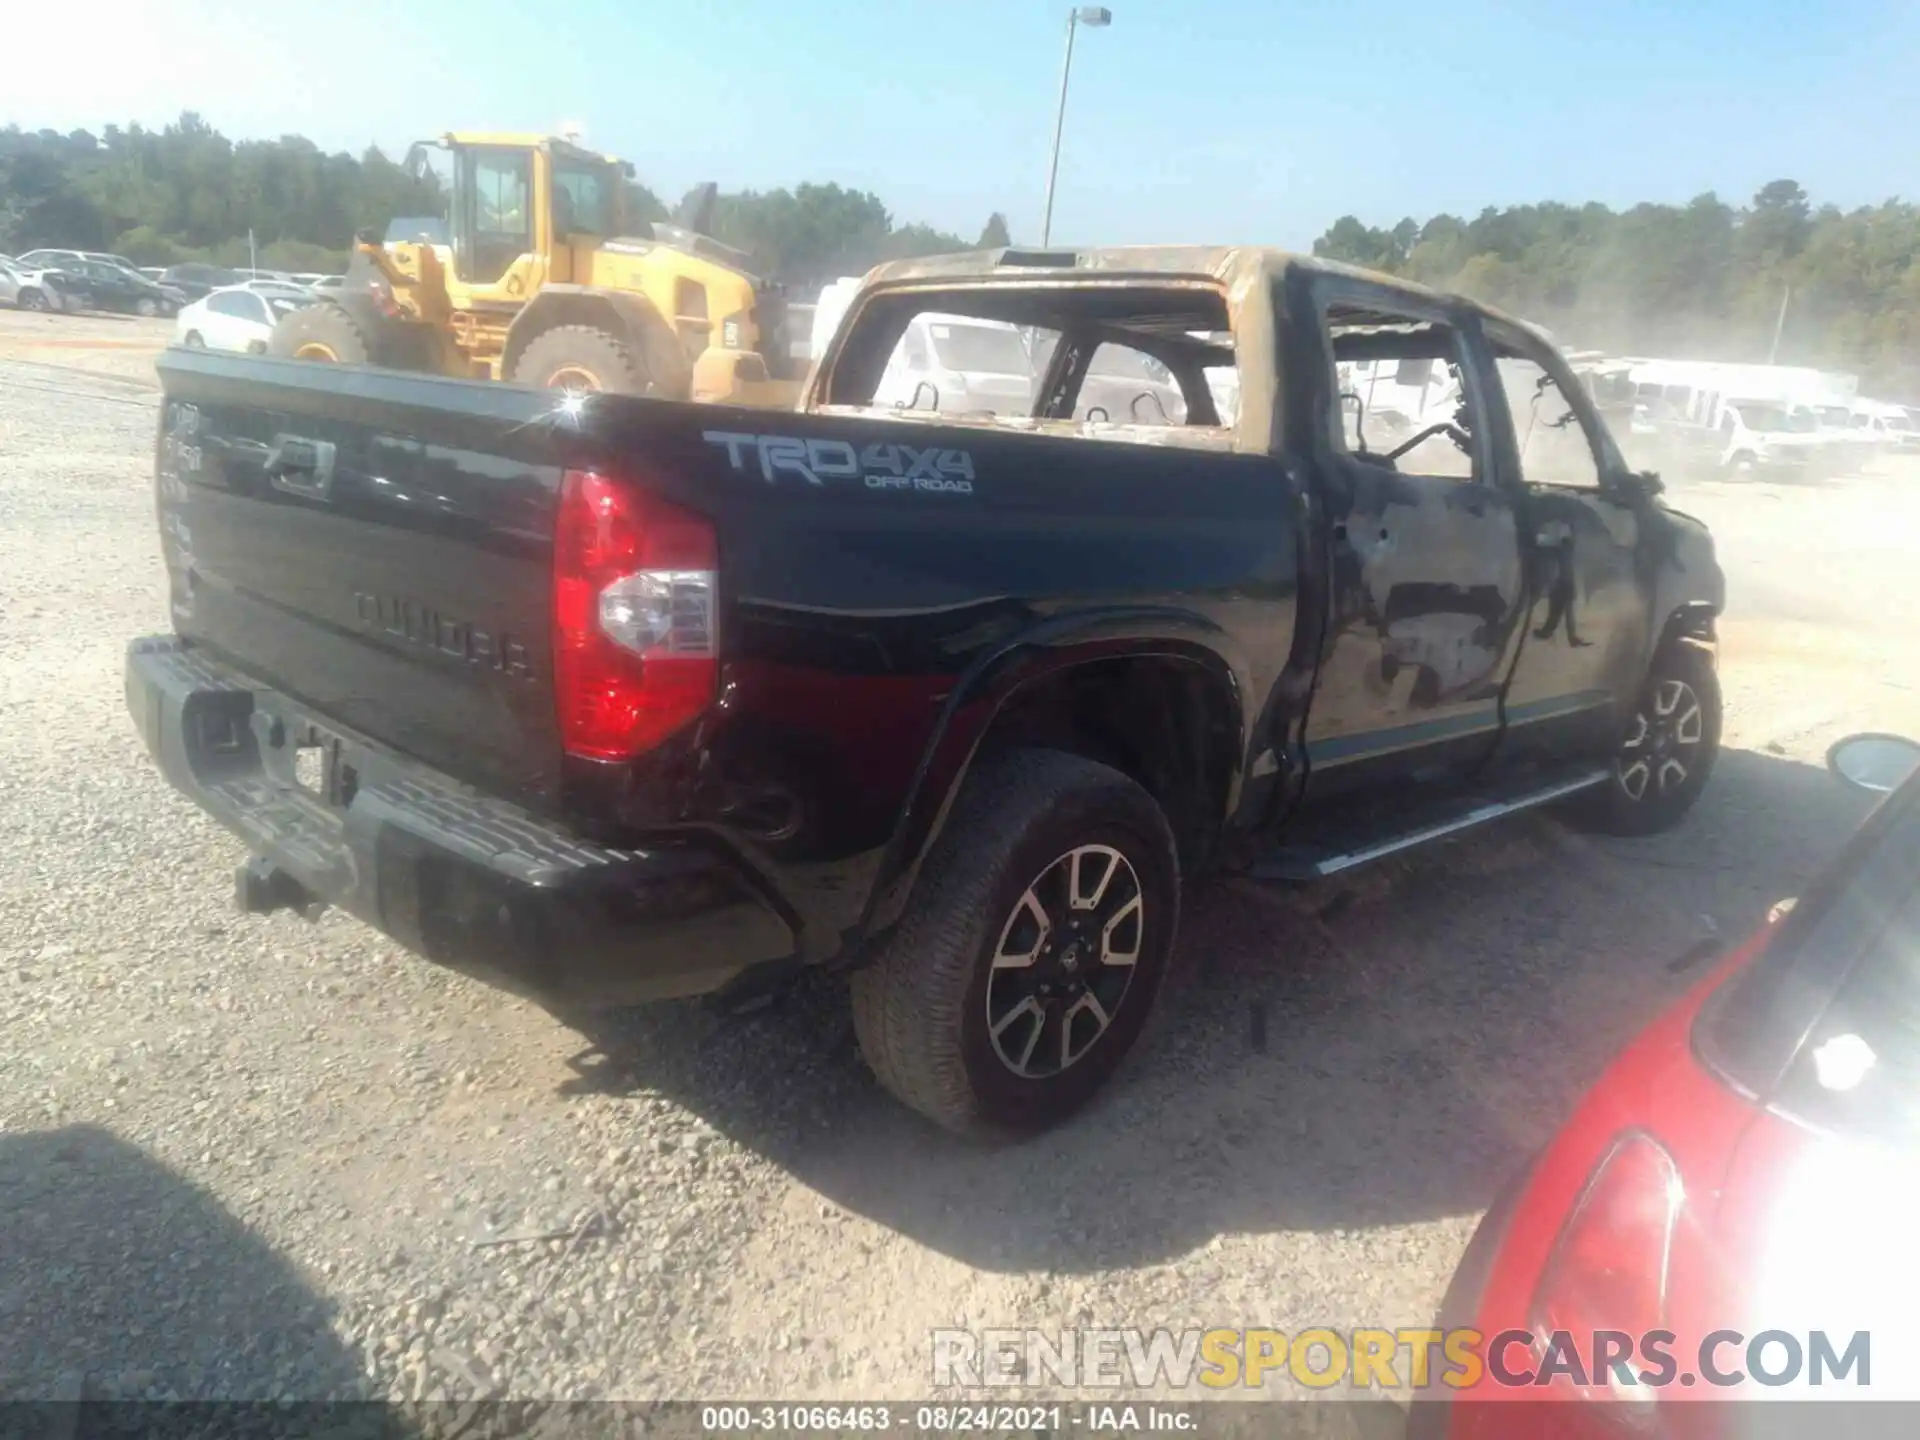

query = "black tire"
[509,324,653,396]
[136,297,159,317]
[268,301,377,365]
[1566,640,1720,836]
[19,288,47,312]
[182,331,204,348]
[850,749,1179,1138]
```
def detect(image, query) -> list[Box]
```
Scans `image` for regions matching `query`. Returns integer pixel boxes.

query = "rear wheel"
[1567,641,1720,836]
[509,324,653,396]
[850,750,1180,1138]
[136,297,160,318]
[19,289,48,312]
[268,302,377,365]
[182,331,204,348]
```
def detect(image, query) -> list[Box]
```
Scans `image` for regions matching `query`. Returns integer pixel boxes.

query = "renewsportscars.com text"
[930,1327,1872,1392]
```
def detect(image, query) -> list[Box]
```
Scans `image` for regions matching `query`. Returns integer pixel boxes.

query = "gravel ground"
[4,330,1919,1416]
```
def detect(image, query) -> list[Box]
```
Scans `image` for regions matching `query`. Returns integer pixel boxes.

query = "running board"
[1248,767,1611,882]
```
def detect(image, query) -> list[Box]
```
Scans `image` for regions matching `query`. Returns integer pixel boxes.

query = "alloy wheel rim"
[1617,678,1705,802]
[984,844,1144,1079]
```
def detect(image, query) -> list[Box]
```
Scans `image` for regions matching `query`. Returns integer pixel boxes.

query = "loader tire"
[269,302,377,365]
[509,325,654,396]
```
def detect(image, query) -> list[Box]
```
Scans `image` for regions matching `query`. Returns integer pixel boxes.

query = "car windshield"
[1882,414,1911,431]
[265,297,308,318]
[1735,403,1809,433]
[1815,406,1851,426]
[928,321,1031,375]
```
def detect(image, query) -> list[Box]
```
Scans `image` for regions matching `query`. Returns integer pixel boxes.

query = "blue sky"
[12,0,1919,246]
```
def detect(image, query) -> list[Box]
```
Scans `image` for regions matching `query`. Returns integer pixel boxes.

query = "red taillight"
[1530,1133,1683,1409]
[553,469,717,760]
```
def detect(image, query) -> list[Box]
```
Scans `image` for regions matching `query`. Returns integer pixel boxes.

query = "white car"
[234,279,320,305]
[308,276,347,296]
[0,257,84,312]
[15,247,142,273]
[175,285,311,353]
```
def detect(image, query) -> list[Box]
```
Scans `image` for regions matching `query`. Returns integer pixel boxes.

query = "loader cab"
[410,134,629,300]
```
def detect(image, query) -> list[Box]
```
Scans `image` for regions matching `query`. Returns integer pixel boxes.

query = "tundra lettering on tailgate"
[354,592,534,680]
[703,431,975,495]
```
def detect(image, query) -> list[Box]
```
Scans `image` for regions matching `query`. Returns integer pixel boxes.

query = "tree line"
[1311,182,1920,398]
[11,115,1908,395]
[0,114,1009,287]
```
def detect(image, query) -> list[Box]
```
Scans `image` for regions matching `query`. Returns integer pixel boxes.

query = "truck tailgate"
[155,351,569,809]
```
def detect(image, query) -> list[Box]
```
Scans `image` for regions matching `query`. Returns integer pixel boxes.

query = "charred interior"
[1323,303,1477,472]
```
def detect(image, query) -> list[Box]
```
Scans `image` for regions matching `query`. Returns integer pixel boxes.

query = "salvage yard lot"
[4,309,1919,1407]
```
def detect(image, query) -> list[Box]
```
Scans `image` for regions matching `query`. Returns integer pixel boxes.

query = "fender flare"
[1655,599,1718,655]
[501,285,691,396]
[852,606,1254,944]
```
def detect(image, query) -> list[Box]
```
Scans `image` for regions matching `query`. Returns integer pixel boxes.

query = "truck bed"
[142,348,1301,994]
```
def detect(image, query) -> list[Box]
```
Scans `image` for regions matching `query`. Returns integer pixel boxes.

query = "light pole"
[1040,6,1111,247]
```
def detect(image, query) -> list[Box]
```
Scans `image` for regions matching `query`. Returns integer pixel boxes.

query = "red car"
[1413,732,1920,1437]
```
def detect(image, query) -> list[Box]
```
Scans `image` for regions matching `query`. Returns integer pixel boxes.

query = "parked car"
[233,279,318,305]
[228,267,298,285]
[174,285,312,352]
[14,247,140,273]
[51,258,185,316]
[129,247,1723,1136]
[1414,731,1920,1432]
[158,263,243,301]
[1848,400,1920,454]
[0,257,87,312]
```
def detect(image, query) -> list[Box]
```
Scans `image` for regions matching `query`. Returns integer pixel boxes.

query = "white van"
[1716,399,1829,476]
[1848,401,1920,453]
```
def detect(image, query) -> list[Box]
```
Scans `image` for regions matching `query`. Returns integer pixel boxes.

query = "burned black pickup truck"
[129,246,1723,1136]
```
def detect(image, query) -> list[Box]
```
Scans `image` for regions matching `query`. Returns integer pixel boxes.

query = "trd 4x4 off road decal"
[703,431,976,495]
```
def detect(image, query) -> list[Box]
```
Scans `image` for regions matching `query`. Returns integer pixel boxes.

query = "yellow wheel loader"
[269,133,800,407]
